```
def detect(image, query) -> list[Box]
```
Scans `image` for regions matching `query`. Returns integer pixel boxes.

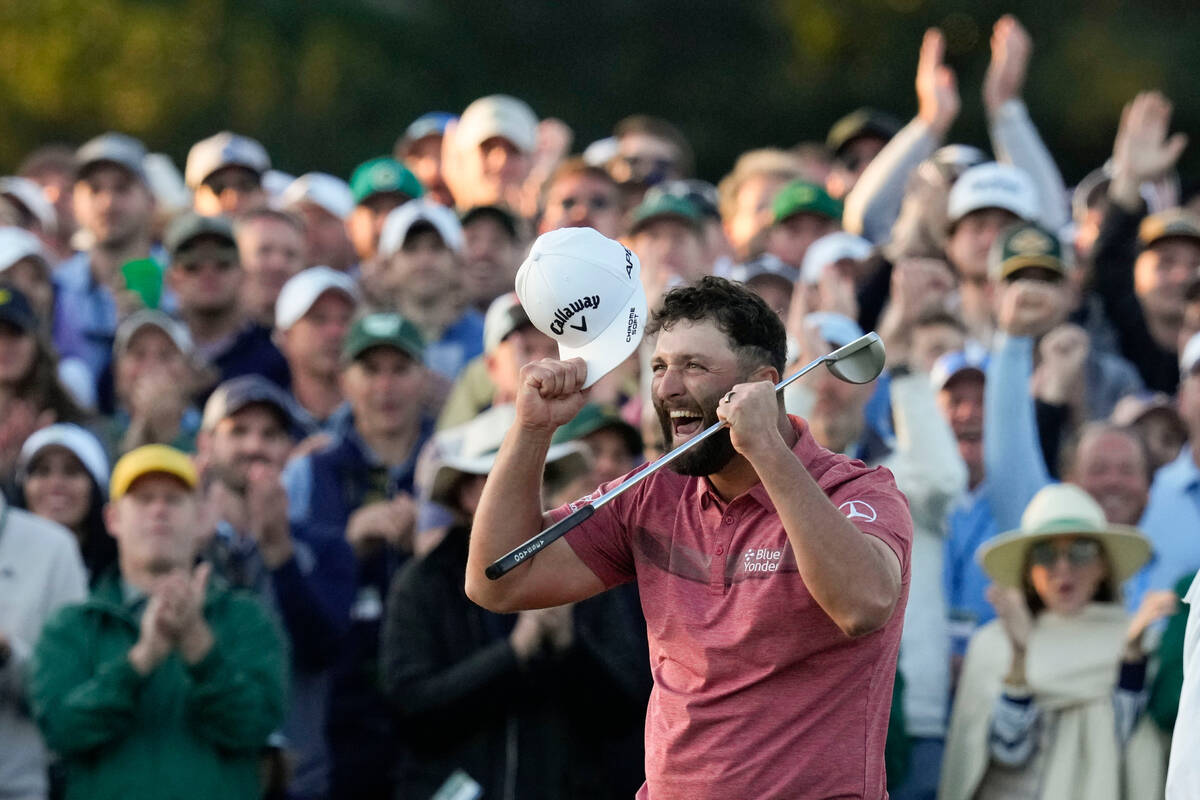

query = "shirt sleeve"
[989,688,1042,766]
[824,462,915,581]
[548,472,644,588]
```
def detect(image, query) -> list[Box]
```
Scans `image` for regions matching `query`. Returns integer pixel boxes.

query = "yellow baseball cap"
[109,444,198,501]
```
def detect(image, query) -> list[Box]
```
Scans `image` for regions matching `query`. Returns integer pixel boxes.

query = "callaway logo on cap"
[515,227,647,389]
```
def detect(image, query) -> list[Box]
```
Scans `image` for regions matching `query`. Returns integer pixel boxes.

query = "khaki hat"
[978,483,1151,589]
[1138,208,1200,249]
[429,404,590,509]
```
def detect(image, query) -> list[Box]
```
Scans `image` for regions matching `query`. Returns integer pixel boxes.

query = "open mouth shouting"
[669,408,706,440]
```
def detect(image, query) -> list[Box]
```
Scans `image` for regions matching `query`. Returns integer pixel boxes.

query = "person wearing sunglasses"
[164,212,289,402]
[940,483,1175,800]
[537,158,623,239]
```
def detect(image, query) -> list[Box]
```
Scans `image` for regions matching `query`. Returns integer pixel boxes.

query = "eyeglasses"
[1029,538,1102,569]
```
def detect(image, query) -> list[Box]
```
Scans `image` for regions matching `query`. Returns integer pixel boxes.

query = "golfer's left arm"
[720,382,903,638]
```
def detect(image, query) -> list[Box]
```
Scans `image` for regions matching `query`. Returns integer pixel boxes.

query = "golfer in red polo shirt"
[468,277,912,799]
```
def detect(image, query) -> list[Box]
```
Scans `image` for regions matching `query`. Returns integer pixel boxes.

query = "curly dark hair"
[647,276,787,375]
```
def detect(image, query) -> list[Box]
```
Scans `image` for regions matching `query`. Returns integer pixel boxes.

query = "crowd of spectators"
[1,13,1198,800]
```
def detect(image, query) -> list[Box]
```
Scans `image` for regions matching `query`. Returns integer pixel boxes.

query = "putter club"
[484,332,886,580]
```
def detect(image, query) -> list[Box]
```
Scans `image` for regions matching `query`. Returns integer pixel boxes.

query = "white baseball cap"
[113,309,194,358]
[0,177,57,234]
[1181,330,1200,376]
[483,292,532,354]
[378,199,464,257]
[457,95,538,154]
[515,227,647,389]
[275,266,359,331]
[805,311,864,349]
[0,226,50,272]
[185,131,271,189]
[281,172,356,220]
[18,423,110,491]
[800,232,872,285]
[947,162,1039,226]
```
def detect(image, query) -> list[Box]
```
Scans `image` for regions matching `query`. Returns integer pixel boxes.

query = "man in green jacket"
[30,444,287,800]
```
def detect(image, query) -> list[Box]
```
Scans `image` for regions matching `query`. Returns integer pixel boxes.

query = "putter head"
[825,332,886,384]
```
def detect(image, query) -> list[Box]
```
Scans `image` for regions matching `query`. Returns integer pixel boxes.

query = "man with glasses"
[185,131,271,218]
[54,133,162,380]
[538,158,623,239]
[164,213,289,399]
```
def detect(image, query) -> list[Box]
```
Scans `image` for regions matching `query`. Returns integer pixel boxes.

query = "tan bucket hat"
[978,483,1152,589]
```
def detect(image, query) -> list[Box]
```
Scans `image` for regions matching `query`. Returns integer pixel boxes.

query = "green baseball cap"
[551,403,643,456]
[342,312,425,364]
[988,222,1066,283]
[772,180,842,225]
[629,194,702,235]
[349,157,425,205]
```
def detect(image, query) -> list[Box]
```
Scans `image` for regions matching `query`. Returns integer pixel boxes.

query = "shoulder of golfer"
[466,357,607,613]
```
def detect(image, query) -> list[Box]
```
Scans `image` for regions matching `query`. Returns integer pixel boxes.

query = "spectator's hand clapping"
[129,592,178,675]
[1110,91,1188,210]
[983,15,1032,115]
[987,585,1033,653]
[1124,590,1178,661]
[916,28,959,137]
[995,278,1064,339]
[345,494,417,557]
[245,463,294,569]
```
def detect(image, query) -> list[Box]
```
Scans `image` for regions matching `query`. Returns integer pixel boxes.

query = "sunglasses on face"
[1029,538,1102,569]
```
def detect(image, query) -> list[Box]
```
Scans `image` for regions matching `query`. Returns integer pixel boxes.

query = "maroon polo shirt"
[552,415,912,800]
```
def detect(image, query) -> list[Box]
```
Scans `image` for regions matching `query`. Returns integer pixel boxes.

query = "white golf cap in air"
[515,227,647,389]
[947,162,1039,226]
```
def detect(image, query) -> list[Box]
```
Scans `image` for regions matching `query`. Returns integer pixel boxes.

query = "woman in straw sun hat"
[940,482,1175,800]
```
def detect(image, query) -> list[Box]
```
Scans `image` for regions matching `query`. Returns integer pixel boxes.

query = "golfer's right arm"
[466,358,607,612]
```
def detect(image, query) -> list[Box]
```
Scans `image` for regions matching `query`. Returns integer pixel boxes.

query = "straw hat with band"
[430,404,590,510]
[977,483,1151,590]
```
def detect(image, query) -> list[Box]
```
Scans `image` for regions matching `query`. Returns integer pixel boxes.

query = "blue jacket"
[281,408,434,797]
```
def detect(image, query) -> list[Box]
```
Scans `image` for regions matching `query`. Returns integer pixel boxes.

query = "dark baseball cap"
[989,222,1066,283]
[645,179,721,219]
[164,212,236,260]
[201,375,311,440]
[826,108,902,158]
[0,286,37,333]
[342,312,425,364]
[552,403,643,457]
[629,194,702,235]
[461,205,519,240]
[1139,208,1200,249]
[772,180,842,225]
[349,157,425,205]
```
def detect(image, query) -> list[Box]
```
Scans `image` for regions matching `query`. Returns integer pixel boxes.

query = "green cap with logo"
[772,180,842,224]
[989,222,1066,282]
[629,194,702,235]
[349,157,425,205]
[342,312,425,364]
[1138,208,1200,249]
[551,403,643,456]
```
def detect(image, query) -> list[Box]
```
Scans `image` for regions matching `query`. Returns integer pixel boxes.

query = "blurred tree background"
[1,0,1195,185]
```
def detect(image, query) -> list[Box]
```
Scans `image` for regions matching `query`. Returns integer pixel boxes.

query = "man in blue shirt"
[54,133,162,379]
[1131,331,1200,607]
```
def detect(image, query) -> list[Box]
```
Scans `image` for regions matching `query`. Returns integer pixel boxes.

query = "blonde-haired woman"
[941,483,1175,800]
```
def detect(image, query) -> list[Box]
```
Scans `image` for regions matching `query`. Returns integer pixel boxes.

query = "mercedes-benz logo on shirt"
[838,500,877,523]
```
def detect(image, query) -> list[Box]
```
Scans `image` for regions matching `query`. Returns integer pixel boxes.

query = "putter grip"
[485,504,595,580]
